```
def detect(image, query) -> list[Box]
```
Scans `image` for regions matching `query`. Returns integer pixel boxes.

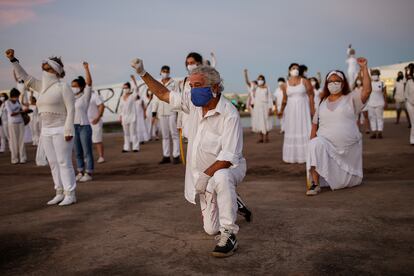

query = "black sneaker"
[172,157,181,164]
[237,195,252,222]
[159,157,171,164]
[211,230,238,258]
[122,150,129,153]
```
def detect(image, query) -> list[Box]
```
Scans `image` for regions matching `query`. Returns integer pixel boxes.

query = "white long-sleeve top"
[5,100,23,124]
[152,78,177,117]
[74,86,92,125]
[405,79,414,105]
[119,91,137,124]
[11,61,75,136]
[169,90,245,204]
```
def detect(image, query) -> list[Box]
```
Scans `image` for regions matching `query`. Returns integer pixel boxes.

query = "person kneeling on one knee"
[131,57,251,258]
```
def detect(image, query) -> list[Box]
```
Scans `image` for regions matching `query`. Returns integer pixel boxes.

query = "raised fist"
[5,49,15,60]
[131,58,146,76]
[357,57,367,67]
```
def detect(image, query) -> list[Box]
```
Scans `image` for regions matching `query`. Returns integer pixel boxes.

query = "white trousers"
[368,106,384,131]
[122,122,139,151]
[406,102,414,144]
[200,160,246,235]
[29,119,40,146]
[159,114,180,158]
[42,133,76,192]
[0,123,8,152]
[8,123,26,164]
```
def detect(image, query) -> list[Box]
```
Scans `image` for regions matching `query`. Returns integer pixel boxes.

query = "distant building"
[376,61,414,96]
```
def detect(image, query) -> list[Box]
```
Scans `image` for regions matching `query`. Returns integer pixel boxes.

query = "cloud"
[0,0,54,28]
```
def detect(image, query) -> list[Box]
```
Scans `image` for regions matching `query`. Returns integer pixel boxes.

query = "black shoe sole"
[211,243,238,258]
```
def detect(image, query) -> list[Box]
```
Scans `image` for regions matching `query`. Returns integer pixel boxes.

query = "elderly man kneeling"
[131,58,251,258]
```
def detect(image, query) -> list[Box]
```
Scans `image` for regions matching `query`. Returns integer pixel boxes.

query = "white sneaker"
[97,157,105,164]
[47,190,64,205]
[76,173,83,181]
[306,183,321,196]
[79,173,93,182]
[58,191,77,206]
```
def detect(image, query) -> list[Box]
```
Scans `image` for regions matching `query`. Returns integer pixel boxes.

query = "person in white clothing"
[346,44,358,87]
[6,49,76,206]
[72,62,94,182]
[130,75,150,144]
[119,82,139,152]
[204,52,217,68]
[306,58,372,196]
[310,77,322,110]
[5,88,27,164]
[177,52,204,139]
[245,80,257,132]
[367,69,387,139]
[14,73,33,144]
[28,94,40,146]
[354,77,370,133]
[273,78,286,133]
[404,63,414,145]
[244,69,273,143]
[88,90,105,163]
[132,59,252,258]
[393,71,409,125]
[0,93,9,153]
[279,63,315,163]
[144,89,159,140]
[152,65,180,164]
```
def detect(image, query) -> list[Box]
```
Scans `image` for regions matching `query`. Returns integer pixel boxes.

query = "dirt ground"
[0,119,413,275]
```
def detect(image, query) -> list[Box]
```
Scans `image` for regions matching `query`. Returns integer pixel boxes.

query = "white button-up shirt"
[152,78,176,117]
[169,89,245,204]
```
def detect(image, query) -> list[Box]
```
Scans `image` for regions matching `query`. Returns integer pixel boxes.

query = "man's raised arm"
[131,58,170,103]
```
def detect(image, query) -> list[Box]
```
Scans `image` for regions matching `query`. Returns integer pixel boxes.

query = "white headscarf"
[327,70,345,81]
[42,59,63,75]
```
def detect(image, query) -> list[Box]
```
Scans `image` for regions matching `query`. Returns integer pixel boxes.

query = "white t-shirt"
[88,91,104,122]
[74,86,92,125]
[5,100,23,124]
[367,81,385,107]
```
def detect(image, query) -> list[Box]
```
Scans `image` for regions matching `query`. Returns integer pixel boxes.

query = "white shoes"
[79,173,93,182]
[306,184,321,196]
[76,173,83,181]
[47,189,64,205]
[97,157,105,164]
[58,190,77,206]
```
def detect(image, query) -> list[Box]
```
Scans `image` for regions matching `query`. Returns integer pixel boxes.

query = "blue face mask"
[191,87,213,107]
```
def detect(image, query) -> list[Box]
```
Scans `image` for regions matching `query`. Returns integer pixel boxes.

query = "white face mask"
[187,64,197,72]
[0,97,5,102]
[356,80,362,86]
[278,81,284,87]
[372,75,379,81]
[290,69,299,77]
[123,88,131,94]
[310,80,316,87]
[72,87,80,94]
[257,80,265,86]
[161,72,170,79]
[327,82,343,95]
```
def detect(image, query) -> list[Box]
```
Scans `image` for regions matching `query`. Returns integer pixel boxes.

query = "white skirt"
[283,97,311,163]
[252,103,272,134]
[307,136,363,190]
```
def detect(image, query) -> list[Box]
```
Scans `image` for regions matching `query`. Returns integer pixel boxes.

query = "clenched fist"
[131,58,146,77]
[5,49,15,60]
[357,57,367,68]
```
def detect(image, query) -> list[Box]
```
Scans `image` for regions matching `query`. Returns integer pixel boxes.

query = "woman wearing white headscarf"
[6,49,77,206]
[306,58,372,196]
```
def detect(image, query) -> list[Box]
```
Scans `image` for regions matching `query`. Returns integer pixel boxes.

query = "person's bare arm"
[243,69,251,87]
[279,84,288,115]
[304,78,315,116]
[84,62,92,87]
[131,59,170,103]
[310,123,318,139]
[383,86,388,108]
[358,58,372,104]
[204,161,232,177]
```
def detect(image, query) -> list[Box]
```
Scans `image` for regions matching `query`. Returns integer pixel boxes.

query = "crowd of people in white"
[0,46,413,257]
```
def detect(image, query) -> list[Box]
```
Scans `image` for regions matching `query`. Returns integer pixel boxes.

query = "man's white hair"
[191,65,224,92]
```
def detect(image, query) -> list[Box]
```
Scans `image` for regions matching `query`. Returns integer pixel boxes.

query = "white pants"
[122,122,139,151]
[42,132,76,192]
[91,121,103,143]
[200,160,246,235]
[8,123,26,164]
[0,123,8,152]
[368,106,384,131]
[159,114,180,158]
[406,102,414,144]
[29,119,40,146]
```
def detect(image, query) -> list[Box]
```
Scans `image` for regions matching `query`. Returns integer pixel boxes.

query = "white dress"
[252,86,273,134]
[135,97,150,143]
[273,87,285,132]
[307,90,365,190]
[283,79,311,163]
[246,86,256,131]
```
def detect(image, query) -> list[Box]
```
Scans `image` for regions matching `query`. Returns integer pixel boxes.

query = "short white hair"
[191,65,224,92]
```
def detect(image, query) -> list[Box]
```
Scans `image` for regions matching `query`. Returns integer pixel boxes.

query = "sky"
[0,0,413,93]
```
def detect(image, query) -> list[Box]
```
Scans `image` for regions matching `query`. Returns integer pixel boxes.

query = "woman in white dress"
[393,71,409,125]
[244,69,273,142]
[310,77,322,110]
[367,69,387,139]
[28,94,40,146]
[404,63,414,145]
[306,58,372,196]
[119,82,139,152]
[279,63,315,163]
[244,70,257,132]
[273,78,285,133]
